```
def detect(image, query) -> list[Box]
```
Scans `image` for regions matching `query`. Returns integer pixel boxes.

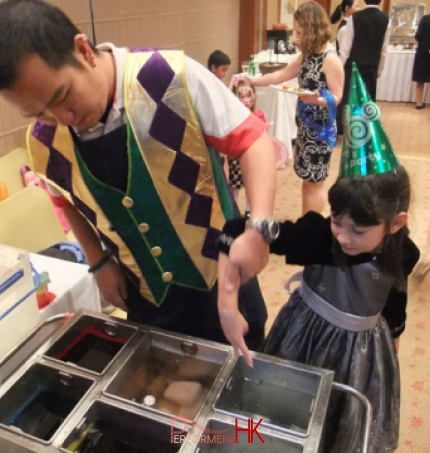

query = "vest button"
[151,246,162,257]
[162,272,173,282]
[139,223,150,233]
[122,196,134,208]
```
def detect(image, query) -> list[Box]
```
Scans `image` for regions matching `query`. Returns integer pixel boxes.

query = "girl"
[330,0,360,54]
[251,1,344,215]
[229,76,288,209]
[218,165,419,452]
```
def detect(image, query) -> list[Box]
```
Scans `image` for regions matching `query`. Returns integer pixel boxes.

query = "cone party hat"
[340,63,400,178]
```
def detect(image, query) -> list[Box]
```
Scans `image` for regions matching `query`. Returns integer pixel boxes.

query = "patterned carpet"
[239,101,430,452]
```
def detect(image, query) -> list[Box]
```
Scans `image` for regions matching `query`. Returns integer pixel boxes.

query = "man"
[338,0,389,134]
[0,0,276,350]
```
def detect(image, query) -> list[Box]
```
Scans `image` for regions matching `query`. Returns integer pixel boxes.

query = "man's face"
[1,45,110,129]
[211,64,230,80]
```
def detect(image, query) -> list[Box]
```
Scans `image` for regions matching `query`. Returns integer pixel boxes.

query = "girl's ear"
[389,212,408,234]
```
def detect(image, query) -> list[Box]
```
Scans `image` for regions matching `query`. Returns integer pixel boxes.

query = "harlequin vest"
[27,50,234,306]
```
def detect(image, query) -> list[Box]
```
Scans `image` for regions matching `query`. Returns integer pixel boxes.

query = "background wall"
[0,0,428,156]
[0,0,240,156]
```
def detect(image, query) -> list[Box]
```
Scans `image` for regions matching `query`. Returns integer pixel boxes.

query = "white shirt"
[339,6,391,75]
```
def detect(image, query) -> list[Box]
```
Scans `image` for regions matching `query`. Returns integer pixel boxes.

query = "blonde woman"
[251,1,344,215]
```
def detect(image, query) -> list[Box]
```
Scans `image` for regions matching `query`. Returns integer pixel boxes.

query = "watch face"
[264,219,280,242]
[246,218,279,243]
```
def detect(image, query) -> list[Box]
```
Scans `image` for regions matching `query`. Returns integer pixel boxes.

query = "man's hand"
[219,306,253,366]
[94,261,128,312]
[217,253,253,366]
[226,227,269,288]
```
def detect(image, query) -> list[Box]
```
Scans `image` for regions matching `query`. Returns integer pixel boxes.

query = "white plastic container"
[0,245,40,361]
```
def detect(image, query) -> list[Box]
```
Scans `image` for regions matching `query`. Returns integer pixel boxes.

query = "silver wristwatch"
[245,217,280,244]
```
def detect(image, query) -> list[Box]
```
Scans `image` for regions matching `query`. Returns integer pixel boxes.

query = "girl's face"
[330,214,386,255]
[345,0,360,17]
[236,86,255,110]
[292,19,304,46]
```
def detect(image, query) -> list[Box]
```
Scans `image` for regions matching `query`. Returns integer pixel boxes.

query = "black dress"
[412,14,430,83]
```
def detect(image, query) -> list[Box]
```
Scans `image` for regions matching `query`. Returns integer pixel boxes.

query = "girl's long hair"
[328,166,411,288]
[294,1,331,56]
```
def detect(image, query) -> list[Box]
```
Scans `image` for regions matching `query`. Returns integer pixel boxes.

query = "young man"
[338,0,389,134]
[207,50,231,81]
[0,0,277,350]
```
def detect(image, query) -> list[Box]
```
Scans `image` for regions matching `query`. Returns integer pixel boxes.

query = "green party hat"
[340,62,400,178]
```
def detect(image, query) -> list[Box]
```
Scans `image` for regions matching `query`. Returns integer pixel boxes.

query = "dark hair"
[0,0,97,89]
[364,0,381,5]
[207,50,231,70]
[330,0,354,24]
[294,1,331,56]
[328,166,411,286]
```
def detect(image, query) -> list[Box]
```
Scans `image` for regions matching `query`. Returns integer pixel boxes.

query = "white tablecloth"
[256,82,298,158]
[30,253,101,320]
[376,50,430,103]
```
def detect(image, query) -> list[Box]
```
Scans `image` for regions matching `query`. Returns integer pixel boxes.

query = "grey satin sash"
[285,271,381,332]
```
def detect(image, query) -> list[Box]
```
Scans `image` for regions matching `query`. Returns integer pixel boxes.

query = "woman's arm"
[323,53,344,105]
[251,54,303,87]
[298,53,344,107]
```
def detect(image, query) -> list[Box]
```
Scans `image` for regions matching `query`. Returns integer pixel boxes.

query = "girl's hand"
[299,89,319,104]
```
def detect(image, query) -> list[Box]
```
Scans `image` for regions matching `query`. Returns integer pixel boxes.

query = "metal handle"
[332,381,373,453]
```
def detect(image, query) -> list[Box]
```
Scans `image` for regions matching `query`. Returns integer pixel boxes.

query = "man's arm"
[377,22,391,77]
[62,203,128,311]
[339,17,355,65]
[185,57,276,280]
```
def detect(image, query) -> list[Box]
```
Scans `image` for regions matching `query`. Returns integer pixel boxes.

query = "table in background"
[250,52,298,158]
[256,82,298,159]
[376,50,430,103]
[30,253,101,320]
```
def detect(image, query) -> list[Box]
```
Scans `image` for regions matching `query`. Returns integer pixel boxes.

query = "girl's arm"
[251,54,303,87]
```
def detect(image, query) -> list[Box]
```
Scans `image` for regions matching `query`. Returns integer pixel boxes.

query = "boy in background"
[207,50,231,80]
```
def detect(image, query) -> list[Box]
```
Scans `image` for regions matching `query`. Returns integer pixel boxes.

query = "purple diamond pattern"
[32,122,56,147]
[137,52,174,103]
[185,193,213,228]
[168,151,199,195]
[150,102,186,152]
[46,148,73,193]
[202,228,221,260]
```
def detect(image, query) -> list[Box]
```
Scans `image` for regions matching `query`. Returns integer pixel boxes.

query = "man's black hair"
[0,0,96,89]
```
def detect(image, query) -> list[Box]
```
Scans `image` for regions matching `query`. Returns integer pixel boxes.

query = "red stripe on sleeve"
[205,114,265,159]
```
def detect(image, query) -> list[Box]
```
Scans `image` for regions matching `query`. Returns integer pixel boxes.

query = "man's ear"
[390,212,408,234]
[74,34,95,67]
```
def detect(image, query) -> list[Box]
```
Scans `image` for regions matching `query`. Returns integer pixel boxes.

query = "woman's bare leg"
[302,180,327,215]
